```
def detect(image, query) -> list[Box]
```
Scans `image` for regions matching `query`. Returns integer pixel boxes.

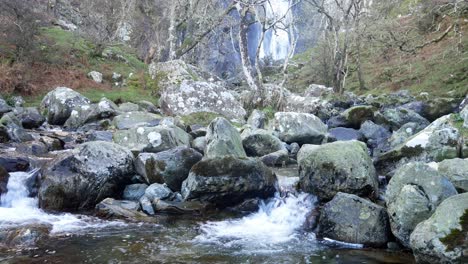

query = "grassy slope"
[1,27,158,106]
[283,14,468,98]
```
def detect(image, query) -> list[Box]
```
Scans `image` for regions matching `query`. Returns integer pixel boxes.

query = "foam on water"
[0,170,126,234]
[195,192,317,249]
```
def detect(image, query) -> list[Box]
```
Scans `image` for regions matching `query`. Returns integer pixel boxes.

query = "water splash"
[194,192,317,249]
[0,170,126,234]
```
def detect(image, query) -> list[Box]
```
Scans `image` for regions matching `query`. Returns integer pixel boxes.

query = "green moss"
[181,112,222,127]
[440,209,468,251]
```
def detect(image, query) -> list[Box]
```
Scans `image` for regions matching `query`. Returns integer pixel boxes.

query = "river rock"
[410,193,468,263]
[160,80,246,122]
[134,147,202,191]
[318,192,390,247]
[113,125,191,154]
[461,104,468,128]
[191,136,206,154]
[40,87,90,125]
[136,100,160,114]
[149,60,219,88]
[144,183,174,201]
[298,141,378,201]
[376,115,463,176]
[0,98,12,116]
[96,198,152,221]
[272,112,328,145]
[438,158,468,192]
[422,97,460,121]
[112,111,162,130]
[64,98,119,129]
[14,107,45,129]
[385,162,458,247]
[0,165,8,195]
[260,149,290,167]
[247,110,267,129]
[0,112,33,143]
[388,122,425,148]
[205,117,246,158]
[304,84,333,97]
[375,107,429,131]
[123,183,148,201]
[0,151,30,172]
[328,127,364,142]
[340,105,376,129]
[242,129,285,157]
[119,102,140,112]
[181,157,277,207]
[152,199,207,214]
[39,141,135,211]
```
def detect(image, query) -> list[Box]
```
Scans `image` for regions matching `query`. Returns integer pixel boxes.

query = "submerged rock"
[205,117,246,158]
[410,193,468,263]
[181,156,277,207]
[40,87,90,125]
[298,141,378,201]
[272,112,328,145]
[0,224,51,249]
[318,192,390,247]
[385,162,458,247]
[39,141,135,211]
[113,125,191,154]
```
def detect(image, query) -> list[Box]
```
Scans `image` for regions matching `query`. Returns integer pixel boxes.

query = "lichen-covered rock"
[388,122,425,148]
[422,97,461,121]
[134,147,202,191]
[272,112,328,145]
[113,125,191,154]
[385,162,458,247]
[340,105,376,129]
[0,98,12,116]
[318,192,390,247]
[247,110,267,129]
[205,117,246,158]
[112,111,161,130]
[438,158,468,193]
[410,193,468,264]
[242,129,285,157]
[376,114,464,176]
[298,141,378,201]
[375,107,429,131]
[64,98,119,129]
[119,102,140,112]
[181,157,277,207]
[40,87,90,125]
[160,80,246,122]
[87,71,103,83]
[461,104,468,128]
[38,141,135,211]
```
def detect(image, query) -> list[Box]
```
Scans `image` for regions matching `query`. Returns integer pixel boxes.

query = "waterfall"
[259,0,293,61]
[0,170,125,233]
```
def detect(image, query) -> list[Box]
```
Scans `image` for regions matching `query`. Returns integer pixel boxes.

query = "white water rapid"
[260,0,293,61]
[195,174,319,252]
[0,170,125,234]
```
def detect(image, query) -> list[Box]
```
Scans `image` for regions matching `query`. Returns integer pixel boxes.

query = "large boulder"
[437,158,468,192]
[134,147,202,191]
[160,80,246,122]
[376,115,464,176]
[205,117,246,158]
[64,98,119,129]
[318,192,391,247]
[40,87,90,125]
[38,141,135,211]
[298,141,378,201]
[421,97,461,121]
[410,193,468,264]
[181,157,277,207]
[385,162,458,247]
[272,112,328,145]
[241,129,285,157]
[113,125,191,154]
[112,111,161,130]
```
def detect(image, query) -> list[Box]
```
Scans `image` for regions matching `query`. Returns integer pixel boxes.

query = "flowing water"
[0,168,415,263]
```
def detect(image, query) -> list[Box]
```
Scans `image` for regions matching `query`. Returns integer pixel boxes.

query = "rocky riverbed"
[1,63,467,263]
